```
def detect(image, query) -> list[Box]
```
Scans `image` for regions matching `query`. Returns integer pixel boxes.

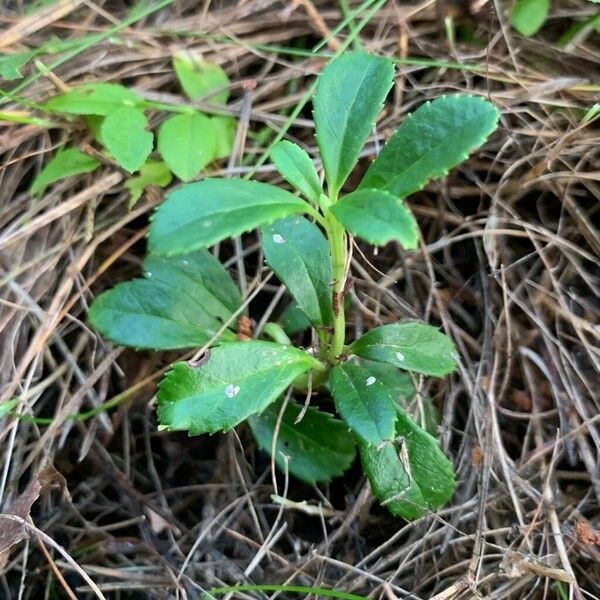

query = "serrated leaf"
[211,116,236,159]
[173,54,230,103]
[280,303,311,336]
[157,112,217,181]
[271,140,322,204]
[331,189,419,249]
[261,216,333,328]
[330,362,396,445]
[314,52,394,196]
[350,322,458,377]
[88,250,240,349]
[511,0,549,36]
[359,360,414,403]
[45,82,144,116]
[360,360,440,436]
[148,178,308,256]
[125,160,172,207]
[101,107,153,173]
[30,147,100,196]
[359,406,455,519]
[249,399,356,484]
[157,341,320,435]
[143,249,243,321]
[360,95,499,198]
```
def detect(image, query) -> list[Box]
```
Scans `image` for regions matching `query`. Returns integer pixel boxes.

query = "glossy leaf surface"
[360,95,499,198]
[249,399,356,484]
[350,322,458,377]
[271,140,322,204]
[314,52,394,196]
[157,342,319,434]
[330,362,397,445]
[148,179,307,256]
[262,216,333,328]
[359,407,455,520]
[331,189,419,249]
[89,251,240,349]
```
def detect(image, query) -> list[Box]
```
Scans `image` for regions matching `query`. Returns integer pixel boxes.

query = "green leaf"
[271,141,322,204]
[157,341,320,435]
[331,189,419,249]
[359,360,414,403]
[361,360,440,436]
[173,54,230,103]
[88,250,240,349]
[280,303,311,336]
[359,408,455,519]
[157,112,217,181]
[148,178,308,256]
[143,249,243,321]
[350,322,458,377]
[0,50,37,80]
[211,116,237,159]
[261,216,333,328]
[330,362,396,446]
[45,82,144,116]
[85,115,105,144]
[30,147,100,196]
[101,107,153,173]
[359,95,499,198]
[249,399,356,484]
[125,160,172,207]
[313,51,394,196]
[511,0,549,36]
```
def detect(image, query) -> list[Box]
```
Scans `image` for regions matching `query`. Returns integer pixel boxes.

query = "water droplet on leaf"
[225,384,240,398]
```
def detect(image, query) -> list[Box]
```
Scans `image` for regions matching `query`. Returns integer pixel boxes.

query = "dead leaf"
[0,466,66,567]
[143,506,181,536]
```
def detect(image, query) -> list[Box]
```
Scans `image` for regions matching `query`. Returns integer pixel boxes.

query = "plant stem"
[324,209,347,363]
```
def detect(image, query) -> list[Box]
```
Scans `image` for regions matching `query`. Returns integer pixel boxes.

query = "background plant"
[29,52,236,204]
[511,0,600,38]
[88,51,499,519]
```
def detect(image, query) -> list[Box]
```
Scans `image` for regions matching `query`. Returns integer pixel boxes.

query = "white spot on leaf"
[146,272,152,277]
[225,384,240,398]
[396,352,405,362]
[366,376,376,387]
[272,233,285,244]
[182,259,189,265]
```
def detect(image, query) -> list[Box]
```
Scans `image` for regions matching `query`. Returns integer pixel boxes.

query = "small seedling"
[30,53,236,202]
[89,51,499,519]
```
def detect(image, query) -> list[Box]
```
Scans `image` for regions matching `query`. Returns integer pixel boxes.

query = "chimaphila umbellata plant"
[89,52,499,519]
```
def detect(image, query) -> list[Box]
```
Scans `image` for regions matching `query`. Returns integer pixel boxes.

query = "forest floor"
[1,1,599,599]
